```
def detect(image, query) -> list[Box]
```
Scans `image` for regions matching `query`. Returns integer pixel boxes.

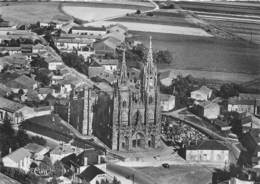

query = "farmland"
[131,31,260,82]
[176,1,260,44]
[62,6,136,22]
[0,2,72,24]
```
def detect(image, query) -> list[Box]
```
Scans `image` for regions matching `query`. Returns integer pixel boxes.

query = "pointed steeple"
[147,36,154,75]
[120,49,128,85]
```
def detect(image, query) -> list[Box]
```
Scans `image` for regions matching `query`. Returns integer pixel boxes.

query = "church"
[92,38,161,151]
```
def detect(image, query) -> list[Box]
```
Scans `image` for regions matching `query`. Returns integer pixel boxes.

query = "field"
[176,1,260,44]
[0,2,72,24]
[136,165,212,184]
[112,10,200,27]
[131,31,260,82]
[85,20,212,36]
[62,6,136,22]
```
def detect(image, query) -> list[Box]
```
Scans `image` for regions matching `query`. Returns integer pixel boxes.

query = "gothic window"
[149,96,153,104]
[122,100,127,108]
[133,110,142,125]
[122,111,128,122]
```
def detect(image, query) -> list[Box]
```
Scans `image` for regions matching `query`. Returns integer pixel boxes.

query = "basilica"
[92,38,161,151]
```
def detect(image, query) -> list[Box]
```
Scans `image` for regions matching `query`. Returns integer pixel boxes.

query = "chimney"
[84,157,88,166]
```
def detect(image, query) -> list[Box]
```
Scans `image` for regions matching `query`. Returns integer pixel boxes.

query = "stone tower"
[93,38,161,151]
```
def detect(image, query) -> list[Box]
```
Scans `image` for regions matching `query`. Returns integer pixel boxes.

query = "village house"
[93,37,121,56]
[107,24,128,35]
[24,143,50,161]
[159,70,177,87]
[186,140,229,166]
[228,97,255,114]
[75,165,107,184]
[0,46,21,55]
[103,31,125,43]
[0,54,30,72]
[93,58,118,73]
[228,93,260,116]
[214,119,232,133]
[0,96,29,125]
[195,101,220,120]
[77,47,95,61]
[71,26,107,36]
[6,74,38,93]
[191,85,212,101]
[240,129,260,168]
[2,147,32,172]
[32,43,47,54]
[50,143,83,164]
[54,37,94,52]
[160,94,175,112]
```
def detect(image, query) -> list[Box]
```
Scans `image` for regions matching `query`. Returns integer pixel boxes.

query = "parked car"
[162,163,170,168]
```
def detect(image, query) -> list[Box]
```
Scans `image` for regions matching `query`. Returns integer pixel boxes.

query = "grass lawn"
[131,31,260,76]
[136,165,212,184]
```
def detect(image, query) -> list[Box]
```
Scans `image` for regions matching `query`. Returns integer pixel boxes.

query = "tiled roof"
[77,165,105,182]
[24,143,46,153]
[187,140,228,150]
[0,172,21,184]
[228,97,255,105]
[94,58,118,66]
[72,26,106,31]
[6,75,36,89]
[0,96,24,112]
[4,147,31,163]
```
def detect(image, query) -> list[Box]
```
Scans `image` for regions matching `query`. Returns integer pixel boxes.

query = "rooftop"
[72,26,106,31]
[187,140,228,150]
[198,101,219,109]
[228,96,255,105]
[4,147,31,163]
[51,144,81,156]
[193,85,212,95]
[94,58,118,66]
[0,172,21,184]
[77,165,105,182]
[0,96,24,112]
[24,143,47,153]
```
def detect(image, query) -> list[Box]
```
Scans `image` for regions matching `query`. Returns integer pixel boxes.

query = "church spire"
[119,49,128,85]
[147,36,154,74]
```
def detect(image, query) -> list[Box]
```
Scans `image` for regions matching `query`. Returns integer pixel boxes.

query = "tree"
[155,50,173,64]
[53,160,64,177]
[1,115,15,138]
[31,136,47,146]
[136,9,141,14]
[219,83,239,99]
[16,128,30,147]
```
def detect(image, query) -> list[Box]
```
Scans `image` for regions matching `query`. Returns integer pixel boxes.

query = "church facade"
[92,38,161,151]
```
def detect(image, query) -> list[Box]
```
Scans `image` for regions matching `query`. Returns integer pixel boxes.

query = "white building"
[159,70,177,87]
[186,140,229,166]
[197,101,220,120]
[191,85,212,101]
[2,147,32,172]
[24,143,50,161]
[160,94,175,112]
[50,144,83,164]
[71,26,107,36]
[75,165,108,184]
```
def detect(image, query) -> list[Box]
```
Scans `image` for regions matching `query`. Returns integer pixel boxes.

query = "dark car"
[162,163,170,168]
